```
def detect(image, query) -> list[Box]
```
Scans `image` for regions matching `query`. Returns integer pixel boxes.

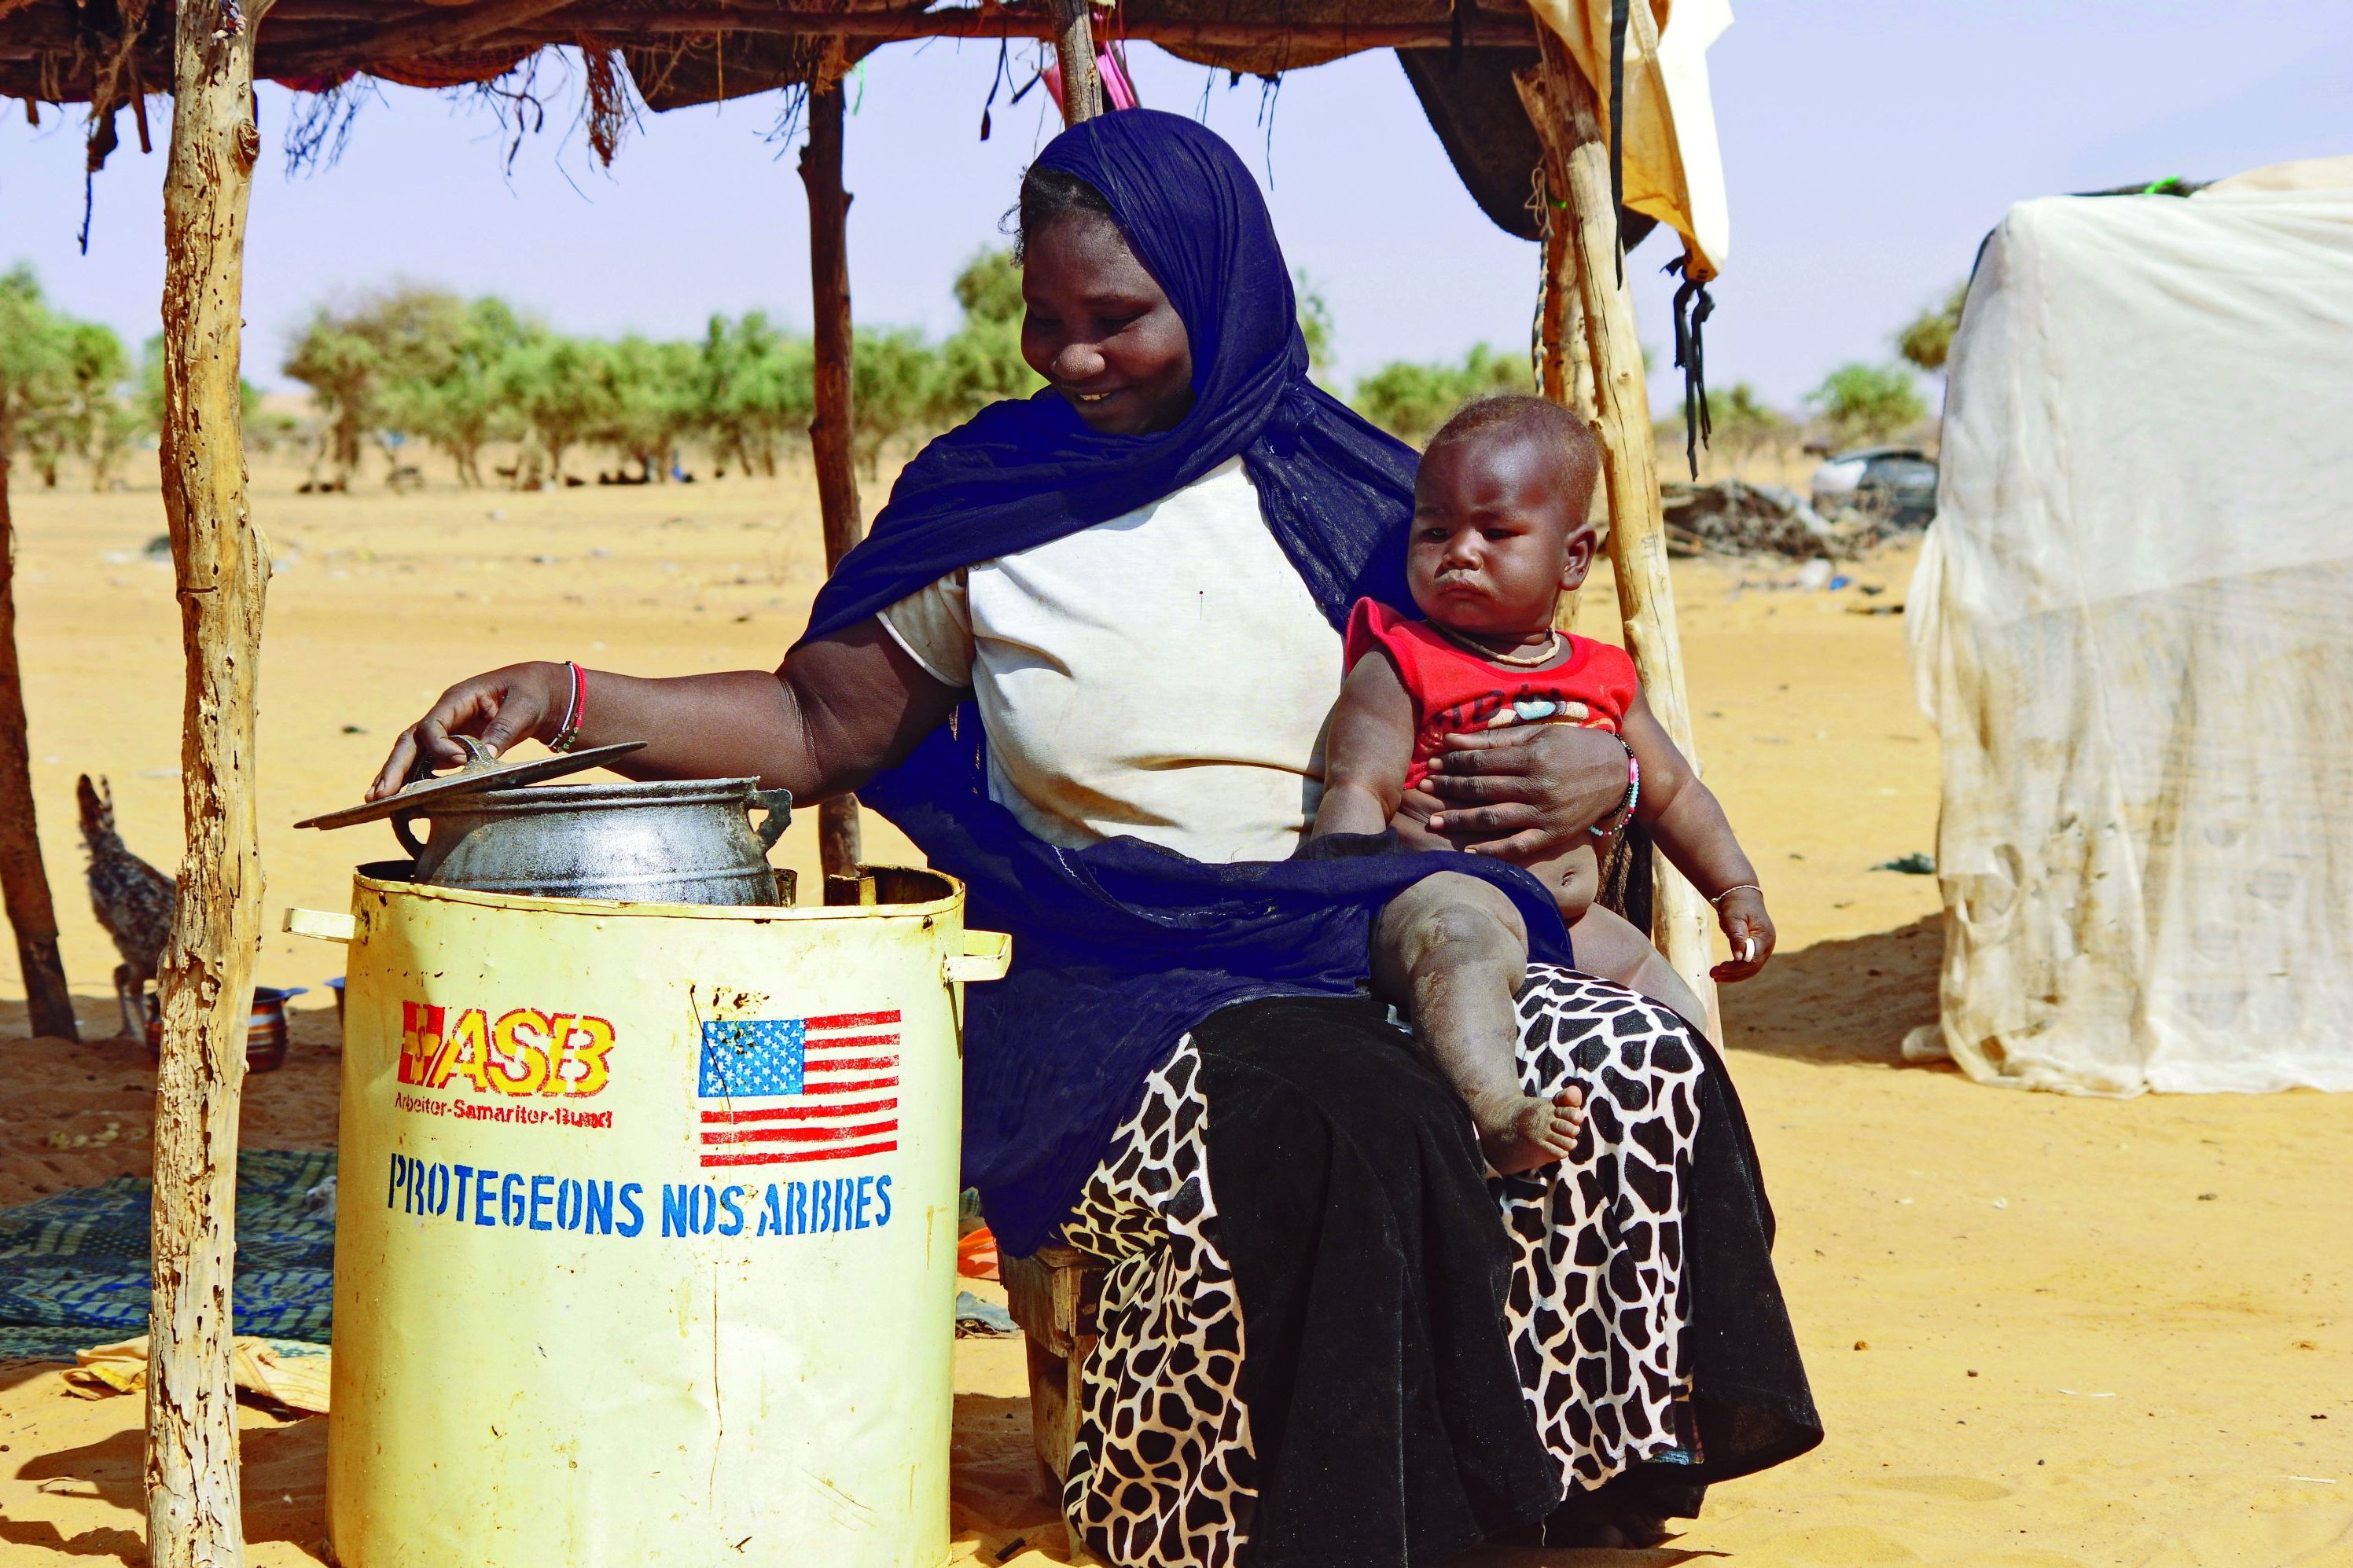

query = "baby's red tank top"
[1344,599,1640,789]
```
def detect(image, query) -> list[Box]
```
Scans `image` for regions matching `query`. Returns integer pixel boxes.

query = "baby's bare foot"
[1475,1089,1586,1175]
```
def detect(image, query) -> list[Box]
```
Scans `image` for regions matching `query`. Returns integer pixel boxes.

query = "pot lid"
[295,737,649,831]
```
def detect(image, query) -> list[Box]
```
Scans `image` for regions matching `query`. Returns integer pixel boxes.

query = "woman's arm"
[366,619,964,803]
[1309,652,1416,838]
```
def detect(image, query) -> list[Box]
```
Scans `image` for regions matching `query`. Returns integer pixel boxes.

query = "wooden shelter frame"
[0,2,1719,1558]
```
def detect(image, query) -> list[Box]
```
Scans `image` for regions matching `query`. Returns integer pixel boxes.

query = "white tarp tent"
[1906,166,2353,1096]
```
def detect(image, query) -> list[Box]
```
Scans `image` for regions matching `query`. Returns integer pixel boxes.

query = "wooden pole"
[1046,0,1101,123]
[0,442,77,1041]
[1517,39,1720,1035]
[438,8,1539,49]
[149,2,271,1562]
[799,72,862,884]
[0,10,1546,89]
[1535,215,1573,409]
[1535,198,1595,635]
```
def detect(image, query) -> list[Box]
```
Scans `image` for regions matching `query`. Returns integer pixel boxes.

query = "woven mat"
[0,1149,336,1363]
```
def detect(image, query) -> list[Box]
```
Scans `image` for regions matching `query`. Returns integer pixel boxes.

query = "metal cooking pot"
[397,774,792,905]
[298,737,793,907]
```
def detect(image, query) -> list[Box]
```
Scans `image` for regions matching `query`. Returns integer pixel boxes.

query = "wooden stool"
[1002,1243,1108,1485]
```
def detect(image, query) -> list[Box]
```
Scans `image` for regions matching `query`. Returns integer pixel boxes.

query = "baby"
[1311,395,1774,1173]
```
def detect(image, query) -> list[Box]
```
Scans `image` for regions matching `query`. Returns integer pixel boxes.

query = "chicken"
[76,775,176,1039]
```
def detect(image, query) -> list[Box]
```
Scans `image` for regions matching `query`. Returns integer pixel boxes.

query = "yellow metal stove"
[289,861,1008,1568]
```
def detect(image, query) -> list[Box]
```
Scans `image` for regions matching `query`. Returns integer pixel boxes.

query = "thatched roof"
[0,0,1586,240]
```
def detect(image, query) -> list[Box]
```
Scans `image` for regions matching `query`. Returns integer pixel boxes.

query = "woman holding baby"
[371,112,1818,1566]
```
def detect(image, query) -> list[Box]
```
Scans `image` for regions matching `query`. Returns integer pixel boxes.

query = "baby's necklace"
[1431,620,1563,669]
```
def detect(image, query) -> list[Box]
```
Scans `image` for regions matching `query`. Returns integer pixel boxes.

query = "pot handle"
[392,813,426,860]
[393,734,498,861]
[752,788,795,852]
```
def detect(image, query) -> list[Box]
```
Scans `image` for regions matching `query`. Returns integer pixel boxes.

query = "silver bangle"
[1708,883,1763,905]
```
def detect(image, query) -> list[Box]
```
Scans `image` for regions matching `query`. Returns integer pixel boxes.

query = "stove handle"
[946,929,1013,985]
[284,908,357,944]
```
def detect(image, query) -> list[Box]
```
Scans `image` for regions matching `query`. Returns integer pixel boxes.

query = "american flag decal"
[697,1010,900,1168]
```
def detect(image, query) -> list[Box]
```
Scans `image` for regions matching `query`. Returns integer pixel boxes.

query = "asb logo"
[399,1001,616,1099]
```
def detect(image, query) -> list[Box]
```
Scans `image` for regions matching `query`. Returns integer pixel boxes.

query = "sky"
[1,1,2347,410]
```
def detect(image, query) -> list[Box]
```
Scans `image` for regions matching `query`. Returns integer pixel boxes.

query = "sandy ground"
[2,465,2347,1566]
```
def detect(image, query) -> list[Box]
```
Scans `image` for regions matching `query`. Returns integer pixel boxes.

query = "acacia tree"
[17,319,131,489]
[282,307,384,485]
[932,248,1039,422]
[597,334,703,480]
[697,312,812,477]
[284,285,480,486]
[1806,362,1926,447]
[1352,343,1532,446]
[850,327,941,476]
[1897,281,1969,374]
[384,296,528,486]
[81,338,149,490]
[954,245,1025,325]
[0,268,68,449]
[498,330,616,483]
[1707,383,1792,476]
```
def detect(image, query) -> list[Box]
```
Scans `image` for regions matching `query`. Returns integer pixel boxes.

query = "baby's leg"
[1565,902,1711,1028]
[1373,872,1586,1175]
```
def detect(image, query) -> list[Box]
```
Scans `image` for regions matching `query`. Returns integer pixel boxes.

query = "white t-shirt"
[876,458,1343,862]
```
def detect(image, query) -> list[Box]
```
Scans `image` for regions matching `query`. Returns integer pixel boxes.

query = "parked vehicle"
[1810,446,1939,529]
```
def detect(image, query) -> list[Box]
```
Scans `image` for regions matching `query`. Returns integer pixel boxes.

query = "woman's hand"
[1417,724,1631,862]
[367,662,568,801]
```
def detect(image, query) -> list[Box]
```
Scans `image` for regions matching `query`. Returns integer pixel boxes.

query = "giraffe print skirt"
[1055,967,1709,1568]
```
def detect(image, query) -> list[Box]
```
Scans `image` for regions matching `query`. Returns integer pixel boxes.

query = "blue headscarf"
[800,110,1568,1254]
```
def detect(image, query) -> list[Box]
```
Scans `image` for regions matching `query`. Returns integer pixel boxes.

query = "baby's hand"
[1710,887,1774,982]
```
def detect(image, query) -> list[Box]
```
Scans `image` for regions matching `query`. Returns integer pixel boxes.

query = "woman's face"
[1020,212,1195,436]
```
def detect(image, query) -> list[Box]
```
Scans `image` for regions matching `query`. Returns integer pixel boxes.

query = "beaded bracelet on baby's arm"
[1589,736,1641,839]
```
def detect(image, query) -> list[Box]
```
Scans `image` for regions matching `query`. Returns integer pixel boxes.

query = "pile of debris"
[1660,479,1844,560]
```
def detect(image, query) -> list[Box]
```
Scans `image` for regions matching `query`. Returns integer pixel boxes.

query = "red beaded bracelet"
[1589,740,1641,839]
[550,661,586,753]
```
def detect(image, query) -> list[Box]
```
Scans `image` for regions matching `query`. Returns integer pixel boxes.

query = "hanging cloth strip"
[978,35,1009,139]
[1667,253,1715,479]
[1607,0,1629,283]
